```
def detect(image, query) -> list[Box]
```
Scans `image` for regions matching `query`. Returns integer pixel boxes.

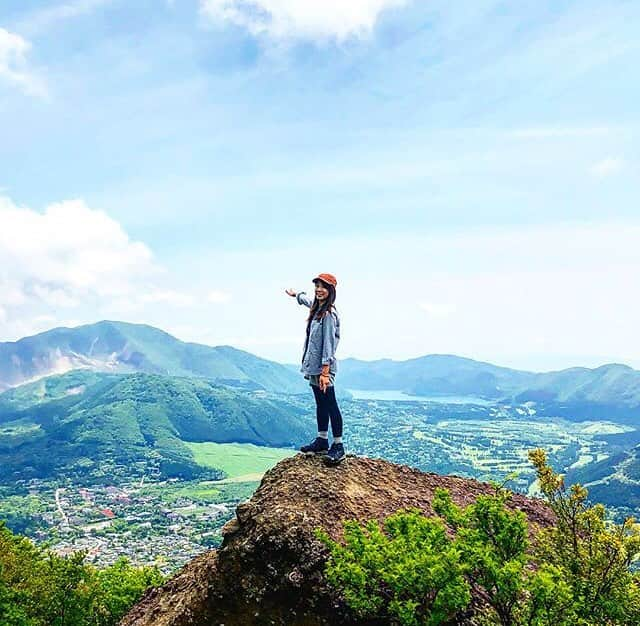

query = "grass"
[185,441,296,478]
[213,473,266,483]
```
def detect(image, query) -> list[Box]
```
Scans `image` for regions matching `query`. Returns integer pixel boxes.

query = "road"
[55,488,69,526]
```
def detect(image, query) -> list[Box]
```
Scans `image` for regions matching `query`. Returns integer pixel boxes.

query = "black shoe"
[324,442,345,465]
[300,437,329,454]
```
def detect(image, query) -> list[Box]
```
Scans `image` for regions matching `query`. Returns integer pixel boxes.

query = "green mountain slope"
[0,320,306,394]
[4,321,640,414]
[515,364,640,404]
[0,371,307,484]
[566,444,640,511]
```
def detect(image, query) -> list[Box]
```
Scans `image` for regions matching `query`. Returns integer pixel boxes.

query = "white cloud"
[590,157,624,178]
[33,314,56,324]
[0,27,46,96]
[31,284,81,308]
[16,0,114,36]
[0,197,156,295]
[0,196,234,342]
[208,289,232,303]
[0,196,160,337]
[199,0,407,41]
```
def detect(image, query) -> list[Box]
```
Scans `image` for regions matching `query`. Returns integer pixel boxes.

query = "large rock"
[121,454,554,626]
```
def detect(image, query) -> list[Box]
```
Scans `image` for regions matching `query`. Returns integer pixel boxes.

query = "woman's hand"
[285,288,297,297]
[319,373,331,392]
[319,364,331,392]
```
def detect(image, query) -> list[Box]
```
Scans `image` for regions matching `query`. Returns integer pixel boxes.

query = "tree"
[528,448,640,625]
[31,551,94,626]
[0,563,37,626]
[91,557,164,625]
[0,521,164,626]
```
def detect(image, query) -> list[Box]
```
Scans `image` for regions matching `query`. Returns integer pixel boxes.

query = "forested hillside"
[0,370,307,483]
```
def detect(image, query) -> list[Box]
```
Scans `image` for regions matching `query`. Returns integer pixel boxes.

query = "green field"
[139,479,258,504]
[185,442,296,478]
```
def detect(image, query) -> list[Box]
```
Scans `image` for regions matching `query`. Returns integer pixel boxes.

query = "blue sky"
[1,0,639,371]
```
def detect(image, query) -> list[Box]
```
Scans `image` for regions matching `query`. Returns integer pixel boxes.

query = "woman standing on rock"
[285,273,345,465]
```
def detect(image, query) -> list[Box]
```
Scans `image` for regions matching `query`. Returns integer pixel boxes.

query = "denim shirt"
[296,292,340,376]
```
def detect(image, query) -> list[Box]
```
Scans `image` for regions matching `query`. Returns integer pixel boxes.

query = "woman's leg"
[311,384,330,435]
[323,385,345,464]
[300,382,331,453]
[324,386,343,439]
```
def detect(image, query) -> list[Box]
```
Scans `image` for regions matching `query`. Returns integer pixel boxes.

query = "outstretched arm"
[286,287,313,308]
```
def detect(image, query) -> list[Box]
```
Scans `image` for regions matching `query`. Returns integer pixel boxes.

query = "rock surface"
[121,454,555,626]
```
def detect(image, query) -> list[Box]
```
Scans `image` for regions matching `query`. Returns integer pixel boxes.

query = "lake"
[346,389,491,405]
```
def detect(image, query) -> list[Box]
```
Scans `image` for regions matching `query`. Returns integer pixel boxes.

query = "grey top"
[296,292,340,376]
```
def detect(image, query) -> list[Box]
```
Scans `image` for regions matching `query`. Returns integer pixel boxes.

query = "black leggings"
[311,385,343,438]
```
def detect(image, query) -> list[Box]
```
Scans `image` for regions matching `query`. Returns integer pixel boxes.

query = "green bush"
[528,448,640,625]
[432,487,528,625]
[317,510,470,625]
[319,450,640,625]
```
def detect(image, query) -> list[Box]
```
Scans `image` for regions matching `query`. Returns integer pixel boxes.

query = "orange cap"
[312,273,337,287]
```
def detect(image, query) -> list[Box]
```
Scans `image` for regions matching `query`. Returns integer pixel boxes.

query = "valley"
[3,393,636,574]
[1,443,295,574]
[3,323,640,574]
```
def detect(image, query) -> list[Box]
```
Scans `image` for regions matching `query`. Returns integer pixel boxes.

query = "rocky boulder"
[121,454,554,626]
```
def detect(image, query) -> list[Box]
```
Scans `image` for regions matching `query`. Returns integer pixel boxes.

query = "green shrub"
[433,487,528,625]
[528,448,640,625]
[319,450,640,625]
[526,563,577,625]
[317,510,470,625]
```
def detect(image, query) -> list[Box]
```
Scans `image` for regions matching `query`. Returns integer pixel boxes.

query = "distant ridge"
[338,355,640,413]
[0,320,305,394]
[3,321,640,415]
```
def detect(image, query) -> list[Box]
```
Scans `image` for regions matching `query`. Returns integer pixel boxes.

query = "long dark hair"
[307,280,336,322]
[303,280,337,350]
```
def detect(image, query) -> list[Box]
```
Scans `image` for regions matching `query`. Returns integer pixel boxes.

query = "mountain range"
[4,321,640,414]
[338,356,640,417]
[0,320,306,394]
